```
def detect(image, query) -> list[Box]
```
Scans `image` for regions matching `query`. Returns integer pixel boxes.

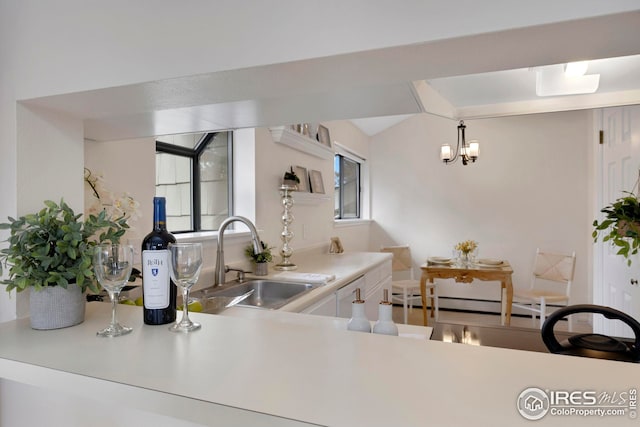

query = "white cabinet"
[297,257,392,320]
[365,276,391,321]
[300,293,336,316]
[336,276,365,318]
[336,259,392,320]
[363,260,392,321]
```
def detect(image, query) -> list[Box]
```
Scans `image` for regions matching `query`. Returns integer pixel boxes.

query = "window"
[334,153,361,219]
[155,132,233,232]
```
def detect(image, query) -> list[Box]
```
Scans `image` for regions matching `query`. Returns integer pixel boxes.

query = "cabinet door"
[364,276,392,321]
[300,293,336,317]
[336,276,365,318]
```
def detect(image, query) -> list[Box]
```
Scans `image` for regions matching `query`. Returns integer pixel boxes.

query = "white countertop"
[0,301,638,426]
[0,251,638,426]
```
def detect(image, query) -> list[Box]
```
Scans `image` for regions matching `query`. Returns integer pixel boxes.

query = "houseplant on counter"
[0,199,130,329]
[245,241,273,276]
[593,192,640,266]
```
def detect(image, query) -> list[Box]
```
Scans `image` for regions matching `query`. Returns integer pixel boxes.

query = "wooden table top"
[422,261,513,274]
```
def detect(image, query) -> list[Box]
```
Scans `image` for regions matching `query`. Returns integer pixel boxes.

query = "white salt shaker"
[347,288,371,333]
[373,289,398,336]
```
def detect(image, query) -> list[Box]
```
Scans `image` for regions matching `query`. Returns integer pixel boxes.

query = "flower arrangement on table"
[455,240,478,255]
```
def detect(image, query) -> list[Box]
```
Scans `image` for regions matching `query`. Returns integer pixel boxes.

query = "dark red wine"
[141,197,177,325]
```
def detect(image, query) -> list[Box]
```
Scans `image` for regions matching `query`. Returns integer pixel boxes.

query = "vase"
[254,262,268,276]
[29,284,86,330]
[459,251,472,267]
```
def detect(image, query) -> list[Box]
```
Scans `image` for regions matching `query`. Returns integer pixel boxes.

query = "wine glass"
[93,243,134,337]
[168,243,203,333]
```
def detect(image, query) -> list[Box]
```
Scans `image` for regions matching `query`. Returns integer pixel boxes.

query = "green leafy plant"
[283,167,300,184]
[593,192,640,266]
[0,199,129,293]
[245,241,273,264]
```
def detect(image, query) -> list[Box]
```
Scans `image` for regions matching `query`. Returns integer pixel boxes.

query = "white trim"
[334,141,366,162]
[334,219,372,228]
[269,126,334,160]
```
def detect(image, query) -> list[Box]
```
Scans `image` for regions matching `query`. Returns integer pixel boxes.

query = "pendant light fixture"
[440,120,479,165]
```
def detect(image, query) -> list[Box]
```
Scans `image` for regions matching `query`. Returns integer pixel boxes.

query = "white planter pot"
[29,284,86,330]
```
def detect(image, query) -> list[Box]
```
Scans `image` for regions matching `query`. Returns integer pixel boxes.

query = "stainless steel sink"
[191,279,319,312]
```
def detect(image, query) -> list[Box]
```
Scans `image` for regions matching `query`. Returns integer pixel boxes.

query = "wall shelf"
[269,126,334,160]
[293,191,332,205]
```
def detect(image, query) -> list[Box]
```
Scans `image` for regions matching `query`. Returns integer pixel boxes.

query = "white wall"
[84,136,156,254]
[11,105,85,318]
[369,111,591,305]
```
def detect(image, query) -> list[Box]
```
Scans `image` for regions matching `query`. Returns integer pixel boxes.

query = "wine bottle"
[141,197,177,325]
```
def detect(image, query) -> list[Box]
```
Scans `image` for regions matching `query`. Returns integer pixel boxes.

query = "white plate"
[475,258,503,267]
[428,257,451,264]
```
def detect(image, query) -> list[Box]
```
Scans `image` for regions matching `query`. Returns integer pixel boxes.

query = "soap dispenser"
[373,289,398,336]
[347,288,371,333]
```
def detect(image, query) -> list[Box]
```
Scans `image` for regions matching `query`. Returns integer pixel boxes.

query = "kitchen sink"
[191,279,319,312]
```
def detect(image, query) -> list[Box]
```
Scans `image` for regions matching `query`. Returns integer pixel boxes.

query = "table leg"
[429,287,435,318]
[505,277,513,326]
[420,272,428,326]
[500,279,513,326]
[501,288,506,326]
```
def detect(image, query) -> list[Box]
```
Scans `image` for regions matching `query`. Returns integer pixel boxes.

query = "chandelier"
[440,120,479,165]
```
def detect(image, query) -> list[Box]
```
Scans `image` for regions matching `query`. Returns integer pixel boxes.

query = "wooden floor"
[392,305,592,333]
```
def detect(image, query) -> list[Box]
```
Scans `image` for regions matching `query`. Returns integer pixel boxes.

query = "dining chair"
[381,245,437,325]
[512,249,576,331]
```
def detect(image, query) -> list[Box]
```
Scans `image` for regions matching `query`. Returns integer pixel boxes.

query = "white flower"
[84,168,140,224]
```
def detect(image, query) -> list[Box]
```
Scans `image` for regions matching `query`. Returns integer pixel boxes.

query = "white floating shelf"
[293,191,332,205]
[269,126,334,160]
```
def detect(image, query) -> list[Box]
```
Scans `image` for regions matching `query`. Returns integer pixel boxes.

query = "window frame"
[334,152,362,220]
[155,131,233,232]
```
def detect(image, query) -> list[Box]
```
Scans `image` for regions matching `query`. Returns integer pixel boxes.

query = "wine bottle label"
[142,249,171,309]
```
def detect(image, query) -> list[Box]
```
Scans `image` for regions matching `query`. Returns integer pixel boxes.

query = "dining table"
[420,259,514,326]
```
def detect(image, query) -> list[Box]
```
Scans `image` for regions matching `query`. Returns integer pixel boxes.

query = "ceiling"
[351,53,640,136]
[22,8,640,141]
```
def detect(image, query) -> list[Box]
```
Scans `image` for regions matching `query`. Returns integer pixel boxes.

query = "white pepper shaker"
[347,288,371,333]
[373,289,398,336]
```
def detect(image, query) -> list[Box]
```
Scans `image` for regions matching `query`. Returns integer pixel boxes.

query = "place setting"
[427,256,453,265]
[473,258,505,268]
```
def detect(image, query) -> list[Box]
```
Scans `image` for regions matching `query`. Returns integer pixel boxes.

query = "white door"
[595,105,640,337]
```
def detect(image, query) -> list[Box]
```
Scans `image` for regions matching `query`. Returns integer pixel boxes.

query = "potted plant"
[245,241,273,276]
[0,199,129,329]
[282,167,300,187]
[593,192,640,266]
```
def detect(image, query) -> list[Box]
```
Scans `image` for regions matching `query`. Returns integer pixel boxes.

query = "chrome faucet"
[214,216,263,286]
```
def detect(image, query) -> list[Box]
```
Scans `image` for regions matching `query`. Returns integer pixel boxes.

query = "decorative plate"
[428,257,452,264]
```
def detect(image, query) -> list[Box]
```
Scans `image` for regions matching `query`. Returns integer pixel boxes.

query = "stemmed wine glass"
[168,243,203,333]
[93,243,134,337]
